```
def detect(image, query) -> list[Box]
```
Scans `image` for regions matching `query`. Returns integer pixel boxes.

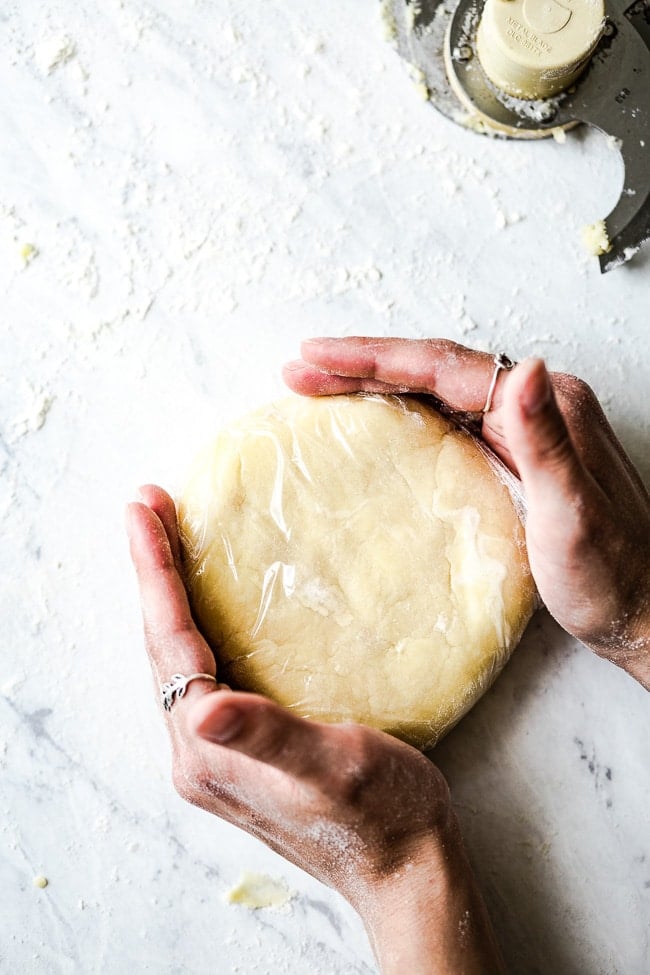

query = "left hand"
[126,486,451,898]
[126,485,505,974]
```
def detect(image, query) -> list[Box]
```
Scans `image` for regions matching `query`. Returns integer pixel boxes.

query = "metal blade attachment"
[383,0,650,270]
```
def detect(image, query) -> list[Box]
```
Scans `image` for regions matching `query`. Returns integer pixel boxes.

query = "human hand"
[126,484,505,974]
[284,337,650,688]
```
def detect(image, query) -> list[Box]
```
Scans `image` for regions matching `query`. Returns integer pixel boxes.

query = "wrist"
[352,812,506,975]
[609,612,650,690]
[589,580,650,690]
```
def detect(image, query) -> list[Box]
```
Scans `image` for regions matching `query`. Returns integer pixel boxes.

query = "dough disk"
[178,394,536,749]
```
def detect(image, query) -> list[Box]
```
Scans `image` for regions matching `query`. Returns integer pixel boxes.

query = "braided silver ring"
[161,673,217,712]
[482,352,515,414]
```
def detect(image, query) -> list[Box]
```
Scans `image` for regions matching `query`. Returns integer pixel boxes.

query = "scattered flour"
[1,674,27,697]
[9,387,55,441]
[495,209,523,230]
[34,34,77,74]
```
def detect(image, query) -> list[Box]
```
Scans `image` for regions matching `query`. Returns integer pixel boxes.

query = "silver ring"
[161,673,217,712]
[482,352,515,414]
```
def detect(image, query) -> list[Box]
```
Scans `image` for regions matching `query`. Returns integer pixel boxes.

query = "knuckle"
[424,337,464,361]
[552,374,601,423]
[247,705,292,765]
[536,423,575,468]
[224,701,289,766]
[333,726,382,801]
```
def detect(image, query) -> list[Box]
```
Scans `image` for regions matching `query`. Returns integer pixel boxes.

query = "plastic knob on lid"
[476,0,606,100]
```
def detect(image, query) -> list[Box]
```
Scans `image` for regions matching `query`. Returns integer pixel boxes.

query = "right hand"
[284,337,650,687]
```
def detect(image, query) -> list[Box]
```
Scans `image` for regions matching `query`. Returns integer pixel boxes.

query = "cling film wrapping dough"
[178,394,537,750]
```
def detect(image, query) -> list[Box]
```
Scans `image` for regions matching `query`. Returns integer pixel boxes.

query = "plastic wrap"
[178,393,537,750]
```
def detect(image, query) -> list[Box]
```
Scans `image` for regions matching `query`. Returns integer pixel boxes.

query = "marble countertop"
[2,2,649,972]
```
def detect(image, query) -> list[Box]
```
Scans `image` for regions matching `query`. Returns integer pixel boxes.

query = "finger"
[188,691,349,784]
[285,338,524,472]
[126,501,216,696]
[294,337,503,412]
[283,360,405,396]
[549,375,650,499]
[501,358,603,518]
[138,484,184,570]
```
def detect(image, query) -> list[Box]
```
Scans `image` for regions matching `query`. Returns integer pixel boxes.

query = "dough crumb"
[581,219,612,257]
[605,134,622,152]
[406,64,429,100]
[379,0,398,43]
[405,1,423,31]
[457,113,493,136]
[19,242,39,267]
[225,871,294,911]
[33,875,49,889]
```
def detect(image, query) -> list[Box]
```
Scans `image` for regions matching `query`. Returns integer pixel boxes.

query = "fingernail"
[521,359,552,416]
[198,704,244,744]
[302,337,330,346]
[283,359,308,372]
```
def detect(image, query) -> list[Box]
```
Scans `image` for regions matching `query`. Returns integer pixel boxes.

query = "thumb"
[501,358,593,518]
[187,691,342,783]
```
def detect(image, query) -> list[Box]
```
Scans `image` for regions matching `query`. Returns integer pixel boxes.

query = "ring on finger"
[161,673,217,712]
[482,352,516,414]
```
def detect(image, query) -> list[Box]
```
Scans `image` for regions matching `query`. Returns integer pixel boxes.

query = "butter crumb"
[33,875,49,889]
[581,219,612,257]
[224,871,294,911]
[20,243,39,267]
[407,64,430,100]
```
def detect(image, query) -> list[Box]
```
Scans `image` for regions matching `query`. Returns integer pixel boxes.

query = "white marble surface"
[1,2,649,972]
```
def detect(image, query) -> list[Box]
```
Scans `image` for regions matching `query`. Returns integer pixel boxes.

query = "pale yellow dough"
[179,395,536,749]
